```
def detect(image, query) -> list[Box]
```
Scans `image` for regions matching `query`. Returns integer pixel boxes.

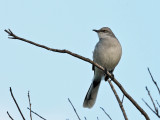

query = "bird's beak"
[93,29,99,32]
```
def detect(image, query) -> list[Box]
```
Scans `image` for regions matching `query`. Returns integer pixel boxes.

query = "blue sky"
[1,0,160,120]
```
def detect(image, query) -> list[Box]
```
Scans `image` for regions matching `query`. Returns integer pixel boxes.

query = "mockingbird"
[83,27,122,108]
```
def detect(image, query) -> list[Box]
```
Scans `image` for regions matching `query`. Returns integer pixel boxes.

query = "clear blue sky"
[1,0,160,120]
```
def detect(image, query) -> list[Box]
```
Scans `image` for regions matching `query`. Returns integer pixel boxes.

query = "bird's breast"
[93,38,122,71]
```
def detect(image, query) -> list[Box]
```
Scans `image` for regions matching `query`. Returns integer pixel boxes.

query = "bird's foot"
[104,69,115,81]
[110,73,114,80]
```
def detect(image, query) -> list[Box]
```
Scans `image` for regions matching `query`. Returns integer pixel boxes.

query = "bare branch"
[144,68,160,118]
[142,99,157,115]
[100,107,112,120]
[143,86,160,118]
[84,117,87,120]
[108,80,128,120]
[146,87,158,113]
[5,29,150,120]
[97,117,99,120]
[147,68,160,95]
[9,87,25,120]
[68,98,81,120]
[28,91,32,120]
[27,107,47,120]
[142,98,160,118]
[7,111,14,120]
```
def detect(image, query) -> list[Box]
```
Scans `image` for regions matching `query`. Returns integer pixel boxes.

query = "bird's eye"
[102,30,106,32]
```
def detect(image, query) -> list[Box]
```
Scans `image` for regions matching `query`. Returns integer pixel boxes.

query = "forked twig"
[27,107,47,120]
[146,87,158,113]
[142,87,160,118]
[142,99,156,114]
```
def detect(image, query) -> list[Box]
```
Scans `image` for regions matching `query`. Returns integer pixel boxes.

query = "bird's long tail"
[83,78,101,108]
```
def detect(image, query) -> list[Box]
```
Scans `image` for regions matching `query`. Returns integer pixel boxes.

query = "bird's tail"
[83,78,101,108]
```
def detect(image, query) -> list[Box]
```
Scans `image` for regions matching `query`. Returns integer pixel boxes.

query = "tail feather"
[83,80,101,108]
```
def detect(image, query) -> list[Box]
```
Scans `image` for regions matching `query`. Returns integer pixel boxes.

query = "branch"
[147,68,160,95]
[68,98,81,120]
[142,98,160,118]
[108,80,128,120]
[146,87,158,113]
[143,87,160,118]
[27,108,47,120]
[100,107,112,120]
[7,111,14,120]
[5,29,150,120]
[142,99,157,115]
[9,87,25,120]
[28,91,32,120]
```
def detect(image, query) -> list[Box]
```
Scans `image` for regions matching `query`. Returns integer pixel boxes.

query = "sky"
[0,0,160,120]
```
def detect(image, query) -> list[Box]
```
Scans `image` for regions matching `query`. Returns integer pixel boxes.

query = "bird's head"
[93,27,115,39]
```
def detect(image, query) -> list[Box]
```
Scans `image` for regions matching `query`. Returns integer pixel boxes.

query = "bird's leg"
[104,68,109,81]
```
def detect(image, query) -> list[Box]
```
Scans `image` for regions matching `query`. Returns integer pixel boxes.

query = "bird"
[83,27,122,108]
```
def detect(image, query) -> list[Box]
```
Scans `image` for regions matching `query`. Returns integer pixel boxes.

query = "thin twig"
[121,94,125,104]
[146,87,158,113]
[28,91,32,120]
[147,68,160,95]
[142,99,157,115]
[84,117,87,120]
[143,87,160,118]
[108,80,128,120]
[5,29,150,120]
[97,117,99,120]
[142,98,160,118]
[27,107,47,120]
[68,98,81,120]
[9,87,25,120]
[100,107,112,120]
[7,111,14,120]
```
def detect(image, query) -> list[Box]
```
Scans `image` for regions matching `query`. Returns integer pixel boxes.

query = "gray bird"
[83,27,122,108]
